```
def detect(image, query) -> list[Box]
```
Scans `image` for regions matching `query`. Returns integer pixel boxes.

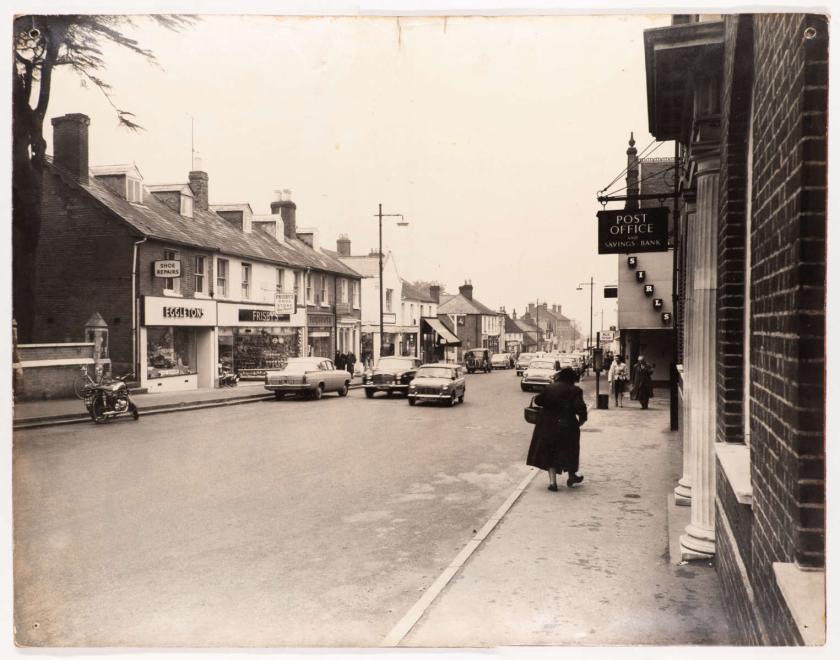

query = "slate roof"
[49,160,360,278]
[401,280,436,303]
[504,316,522,333]
[438,292,499,316]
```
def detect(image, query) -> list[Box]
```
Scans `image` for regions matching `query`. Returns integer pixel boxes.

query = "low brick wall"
[14,343,95,400]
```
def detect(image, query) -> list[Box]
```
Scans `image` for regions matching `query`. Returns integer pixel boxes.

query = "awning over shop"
[422,317,461,346]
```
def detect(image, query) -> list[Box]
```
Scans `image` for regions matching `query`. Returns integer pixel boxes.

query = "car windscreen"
[415,367,455,379]
[377,358,415,370]
[529,361,556,370]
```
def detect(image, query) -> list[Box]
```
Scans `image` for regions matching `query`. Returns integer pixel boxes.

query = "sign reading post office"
[597,208,668,254]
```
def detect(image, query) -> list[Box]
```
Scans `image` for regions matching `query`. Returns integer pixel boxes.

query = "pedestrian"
[346,351,356,375]
[336,352,346,371]
[526,367,588,491]
[608,355,628,407]
[634,355,654,410]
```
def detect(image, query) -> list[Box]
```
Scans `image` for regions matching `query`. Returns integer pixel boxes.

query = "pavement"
[12,374,366,429]
[395,390,734,647]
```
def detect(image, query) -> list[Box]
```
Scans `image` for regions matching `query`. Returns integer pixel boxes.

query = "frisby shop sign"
[597,208,668,254]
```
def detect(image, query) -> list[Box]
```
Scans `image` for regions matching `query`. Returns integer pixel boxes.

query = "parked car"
[515,353,536,376]
[491,353,512,369]
[363,356,423,398]
[264,357,351,400]
[407,364,467,406]
[464,348,492,373]
[521,358,561,391]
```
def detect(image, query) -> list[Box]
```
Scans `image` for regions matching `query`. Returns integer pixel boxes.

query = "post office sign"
[153,260,182,278]
[597,208,669,254]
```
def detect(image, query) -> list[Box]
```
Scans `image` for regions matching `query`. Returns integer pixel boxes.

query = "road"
[13,368,597,646]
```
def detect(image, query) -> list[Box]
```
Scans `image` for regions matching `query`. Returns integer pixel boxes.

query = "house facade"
[438,282,504,359]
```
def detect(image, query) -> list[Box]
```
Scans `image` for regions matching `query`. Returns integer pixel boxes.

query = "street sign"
[600,331,614,343]
[597,208,669,254]
[274,292,296,314]
[153,260,181,278]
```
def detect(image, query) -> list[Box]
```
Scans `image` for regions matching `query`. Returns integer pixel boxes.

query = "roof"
[515,317,540,333]
[337,254,387,278]
[91,163,143,179]
[145,183,194,197]
[438,292,498,316]
[401,280,435,303]
[504,316,522,333]
[212,203,253,214]
[49,160,360,279]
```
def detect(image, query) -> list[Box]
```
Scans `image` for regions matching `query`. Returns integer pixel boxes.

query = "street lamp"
[376,203,409,361]
[576,276,594,354]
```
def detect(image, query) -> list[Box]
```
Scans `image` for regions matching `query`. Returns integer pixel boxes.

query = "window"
[216,259,228,297]
[295,271,303,305]
[194,256,206,294]
[147,327,197,379]
[338,278,348,303]
[320,275,328,305]
[352,281,360,308]
[163,249,180,293]
[180,194,193,218]
[126,178,142,203]
[410,304,415,324]
[306,273,313,303]
[241,263,252,299]
[386,289,393,312]
[276,268,285,293]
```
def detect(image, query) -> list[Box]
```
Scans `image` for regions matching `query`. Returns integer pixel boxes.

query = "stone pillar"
[674,202,696,506]
[680,151,720,560]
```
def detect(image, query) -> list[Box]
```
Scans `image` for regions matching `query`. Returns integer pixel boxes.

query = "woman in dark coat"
[635,356,654,409]
[526,367,588,490]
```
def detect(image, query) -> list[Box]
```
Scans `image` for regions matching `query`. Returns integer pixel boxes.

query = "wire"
[598,138,658,194]
[600,140,668,196]
[603,164,677,197]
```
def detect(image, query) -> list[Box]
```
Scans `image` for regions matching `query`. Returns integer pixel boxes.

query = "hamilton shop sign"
[597,208,668,254]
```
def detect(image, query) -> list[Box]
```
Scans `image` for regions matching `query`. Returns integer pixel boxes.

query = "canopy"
[422,317,461,346]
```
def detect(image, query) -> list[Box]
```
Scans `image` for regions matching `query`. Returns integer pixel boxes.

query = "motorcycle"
[219,366,240,387]
[82,373,140,424]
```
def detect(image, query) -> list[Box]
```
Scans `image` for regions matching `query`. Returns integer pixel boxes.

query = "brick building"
[33,113,361,393]
[644,14,826,644]
[438,282,503,358]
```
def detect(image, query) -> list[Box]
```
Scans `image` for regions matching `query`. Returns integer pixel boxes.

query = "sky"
[42,13,672,334]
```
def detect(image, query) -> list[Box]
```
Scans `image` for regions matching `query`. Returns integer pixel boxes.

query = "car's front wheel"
[408,398,416,406]
[338,383,349,397]
[274,391,285,400]
[365,388,374,399]
[311,385,323,400]
[449,392,457,407]
[520,383,528,392]
[458,393,465,404]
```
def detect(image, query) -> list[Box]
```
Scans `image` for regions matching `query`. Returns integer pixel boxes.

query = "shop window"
[163,249,180,293]
[195,256,206,294]
[147,327,197,379]
[276,268,285,293]
[216,259,228,297]
[241,263,252,299]
[220,326,301,376]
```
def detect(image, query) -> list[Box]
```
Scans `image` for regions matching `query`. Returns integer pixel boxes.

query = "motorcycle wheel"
[90,396,109,424]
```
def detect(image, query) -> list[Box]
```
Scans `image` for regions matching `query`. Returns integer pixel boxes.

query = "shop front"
[217,301,305,380]
[421,317,461,363]
[141,295,217,393]
[307,312,335,358]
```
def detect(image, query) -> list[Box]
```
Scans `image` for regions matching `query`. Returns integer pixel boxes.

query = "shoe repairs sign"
[597,208,668,254]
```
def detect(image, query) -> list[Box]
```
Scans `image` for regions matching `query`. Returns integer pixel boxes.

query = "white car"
[491,353,512,369]
[521,358,561,392]
[264,357,351,400]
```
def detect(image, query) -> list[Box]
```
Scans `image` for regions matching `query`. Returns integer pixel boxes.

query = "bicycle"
[73,363,104,399]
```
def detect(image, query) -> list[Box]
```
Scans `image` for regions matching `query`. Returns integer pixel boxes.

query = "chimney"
[189,166,209,211]
[512,309,517,320]
[429,285,440,303]
[459,281,473,300]
[625,132,639,211]
[337,234,351,257]
[51,113,90,183]
[369,248,383,257]
[271,189,297,239]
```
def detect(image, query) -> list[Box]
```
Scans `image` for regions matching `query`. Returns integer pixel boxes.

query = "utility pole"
[376,204,407,361]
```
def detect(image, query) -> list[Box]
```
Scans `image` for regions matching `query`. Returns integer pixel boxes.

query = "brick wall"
[32,169,138,374]
[138,241,215,299]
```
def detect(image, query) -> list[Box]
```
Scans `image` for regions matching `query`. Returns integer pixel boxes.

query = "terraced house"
[30,113,361,394]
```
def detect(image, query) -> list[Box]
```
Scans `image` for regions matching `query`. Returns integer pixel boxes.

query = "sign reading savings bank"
[597,208,669,254]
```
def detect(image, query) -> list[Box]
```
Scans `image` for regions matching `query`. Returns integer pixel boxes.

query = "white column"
[675,202,696,506]
[680,152,719,559]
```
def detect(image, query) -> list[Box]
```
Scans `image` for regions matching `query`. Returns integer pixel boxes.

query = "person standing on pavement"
[607,355,628,407]
[526,367,588,491]
[634,356,654,410]
[345,351,356,375]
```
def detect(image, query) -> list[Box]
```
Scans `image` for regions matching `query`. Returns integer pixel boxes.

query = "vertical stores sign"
[597,208,668,254]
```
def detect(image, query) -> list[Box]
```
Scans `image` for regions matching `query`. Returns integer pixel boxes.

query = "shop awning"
[422,317,461,346]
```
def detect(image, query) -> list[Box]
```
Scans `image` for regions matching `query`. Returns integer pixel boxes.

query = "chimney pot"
[337,234,351,257]
[459,282,474,300]
[429,285,441,303]
[189,170,209,211]
[51,113,90,183]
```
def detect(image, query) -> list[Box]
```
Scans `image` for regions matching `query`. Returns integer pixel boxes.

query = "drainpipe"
[131,236,147,380]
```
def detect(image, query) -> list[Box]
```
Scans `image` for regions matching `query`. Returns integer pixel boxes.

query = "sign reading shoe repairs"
[142,295,217,326]
[597,208,668,254]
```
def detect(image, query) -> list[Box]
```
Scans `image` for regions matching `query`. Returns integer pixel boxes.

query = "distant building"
[438,282,503,359]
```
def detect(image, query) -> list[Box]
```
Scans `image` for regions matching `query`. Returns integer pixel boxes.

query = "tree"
[12,14,193,341]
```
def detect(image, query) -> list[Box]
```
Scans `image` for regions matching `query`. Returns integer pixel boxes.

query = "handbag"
[524,396,541,424]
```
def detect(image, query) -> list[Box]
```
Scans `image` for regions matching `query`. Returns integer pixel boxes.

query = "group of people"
[606,354,654,410]
[526,354,656,493]
[334,351,357,375]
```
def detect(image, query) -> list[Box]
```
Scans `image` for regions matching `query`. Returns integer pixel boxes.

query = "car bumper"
[265,384,316,393]
[364,383,409,391]
[408,392,453,400]
[522,380,552,389]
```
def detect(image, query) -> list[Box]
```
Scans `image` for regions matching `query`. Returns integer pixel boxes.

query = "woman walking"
[526,367,588,491]
[635,356,654,409]
[608,355,628,407]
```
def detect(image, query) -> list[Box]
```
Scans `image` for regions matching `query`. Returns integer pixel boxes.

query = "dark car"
[363,356,423,398]
[464,348,492,374]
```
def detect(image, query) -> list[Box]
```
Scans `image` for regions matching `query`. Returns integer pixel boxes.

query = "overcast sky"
[44,13,672,332]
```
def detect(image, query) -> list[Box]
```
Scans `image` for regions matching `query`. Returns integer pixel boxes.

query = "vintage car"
[264,357,351,400]
[463,348,492,374]
[363,356,423,398]
[515,353,536,376]
[407,364,467,406]
[520,357,562,391]
[490,353,513,369]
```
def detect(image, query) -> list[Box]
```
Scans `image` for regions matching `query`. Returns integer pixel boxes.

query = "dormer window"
[181,195,193,218]
[126,178,142,203]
